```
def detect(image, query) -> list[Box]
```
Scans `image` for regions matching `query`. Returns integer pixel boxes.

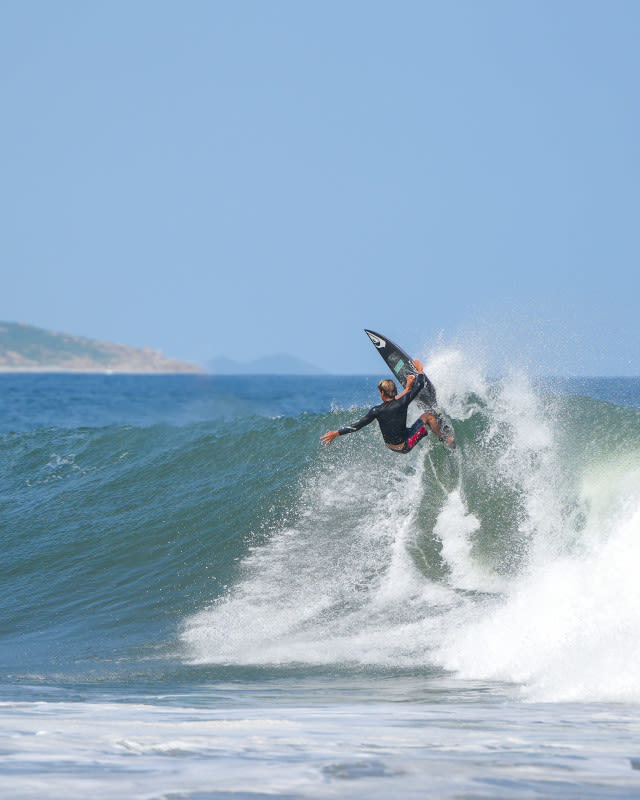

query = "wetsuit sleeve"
[399,373,426,407]
[337,407,377,436]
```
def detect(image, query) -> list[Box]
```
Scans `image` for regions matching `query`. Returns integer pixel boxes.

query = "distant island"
[0,322,202,374]
[209,354,326,375]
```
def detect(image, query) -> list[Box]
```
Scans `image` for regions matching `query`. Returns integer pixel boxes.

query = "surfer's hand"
[321,430,340,446]
[413,358,424,374]
[406,374,416,388]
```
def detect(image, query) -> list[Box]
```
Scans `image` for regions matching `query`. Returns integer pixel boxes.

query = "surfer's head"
[377,379,397,399]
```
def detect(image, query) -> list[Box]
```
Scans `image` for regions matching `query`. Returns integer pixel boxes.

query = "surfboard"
[364,329,455,449]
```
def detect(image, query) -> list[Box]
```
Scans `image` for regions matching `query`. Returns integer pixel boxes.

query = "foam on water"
[4,695,640,800]
[438,494,640,703]
[182,436,454,666]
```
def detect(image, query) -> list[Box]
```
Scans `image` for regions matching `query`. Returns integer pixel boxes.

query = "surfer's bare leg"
[420,412,440,437]
[420,412,454,446]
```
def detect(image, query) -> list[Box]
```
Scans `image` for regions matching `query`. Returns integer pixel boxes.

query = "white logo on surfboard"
[366,332,386,349]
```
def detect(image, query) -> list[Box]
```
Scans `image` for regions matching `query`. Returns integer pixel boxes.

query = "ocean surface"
[2,353,640,799]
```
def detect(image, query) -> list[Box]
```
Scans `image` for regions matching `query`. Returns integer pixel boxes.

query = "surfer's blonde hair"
[378,379,397,398]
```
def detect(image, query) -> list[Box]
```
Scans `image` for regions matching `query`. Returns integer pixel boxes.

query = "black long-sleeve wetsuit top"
[338,373,426,446]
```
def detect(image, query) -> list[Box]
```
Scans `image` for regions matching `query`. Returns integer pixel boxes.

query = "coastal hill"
[0,322,202,373]
[209,354,326,375]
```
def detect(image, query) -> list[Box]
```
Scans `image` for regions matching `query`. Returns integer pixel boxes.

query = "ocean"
[2,352,640,799]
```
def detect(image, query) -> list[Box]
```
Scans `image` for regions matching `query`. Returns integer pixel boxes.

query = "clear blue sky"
[2,1,639,375]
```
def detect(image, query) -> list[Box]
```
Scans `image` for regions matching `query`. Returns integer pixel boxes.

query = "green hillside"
[0,322,202,373]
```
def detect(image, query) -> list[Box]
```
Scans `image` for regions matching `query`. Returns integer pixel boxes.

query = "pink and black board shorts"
[398,418,428,454]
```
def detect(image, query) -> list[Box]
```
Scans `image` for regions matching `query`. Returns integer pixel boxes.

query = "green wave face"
[2,374,639,700]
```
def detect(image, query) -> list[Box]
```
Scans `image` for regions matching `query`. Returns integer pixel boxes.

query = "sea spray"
[180,352,640,703]
[181,435,448,666]
[430,365,640,702]
[435,499,640,702]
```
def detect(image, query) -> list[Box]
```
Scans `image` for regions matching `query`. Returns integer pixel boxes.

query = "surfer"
[321,359,452,453]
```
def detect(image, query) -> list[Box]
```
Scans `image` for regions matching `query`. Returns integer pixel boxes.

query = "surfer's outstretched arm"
[321,407,377,446]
